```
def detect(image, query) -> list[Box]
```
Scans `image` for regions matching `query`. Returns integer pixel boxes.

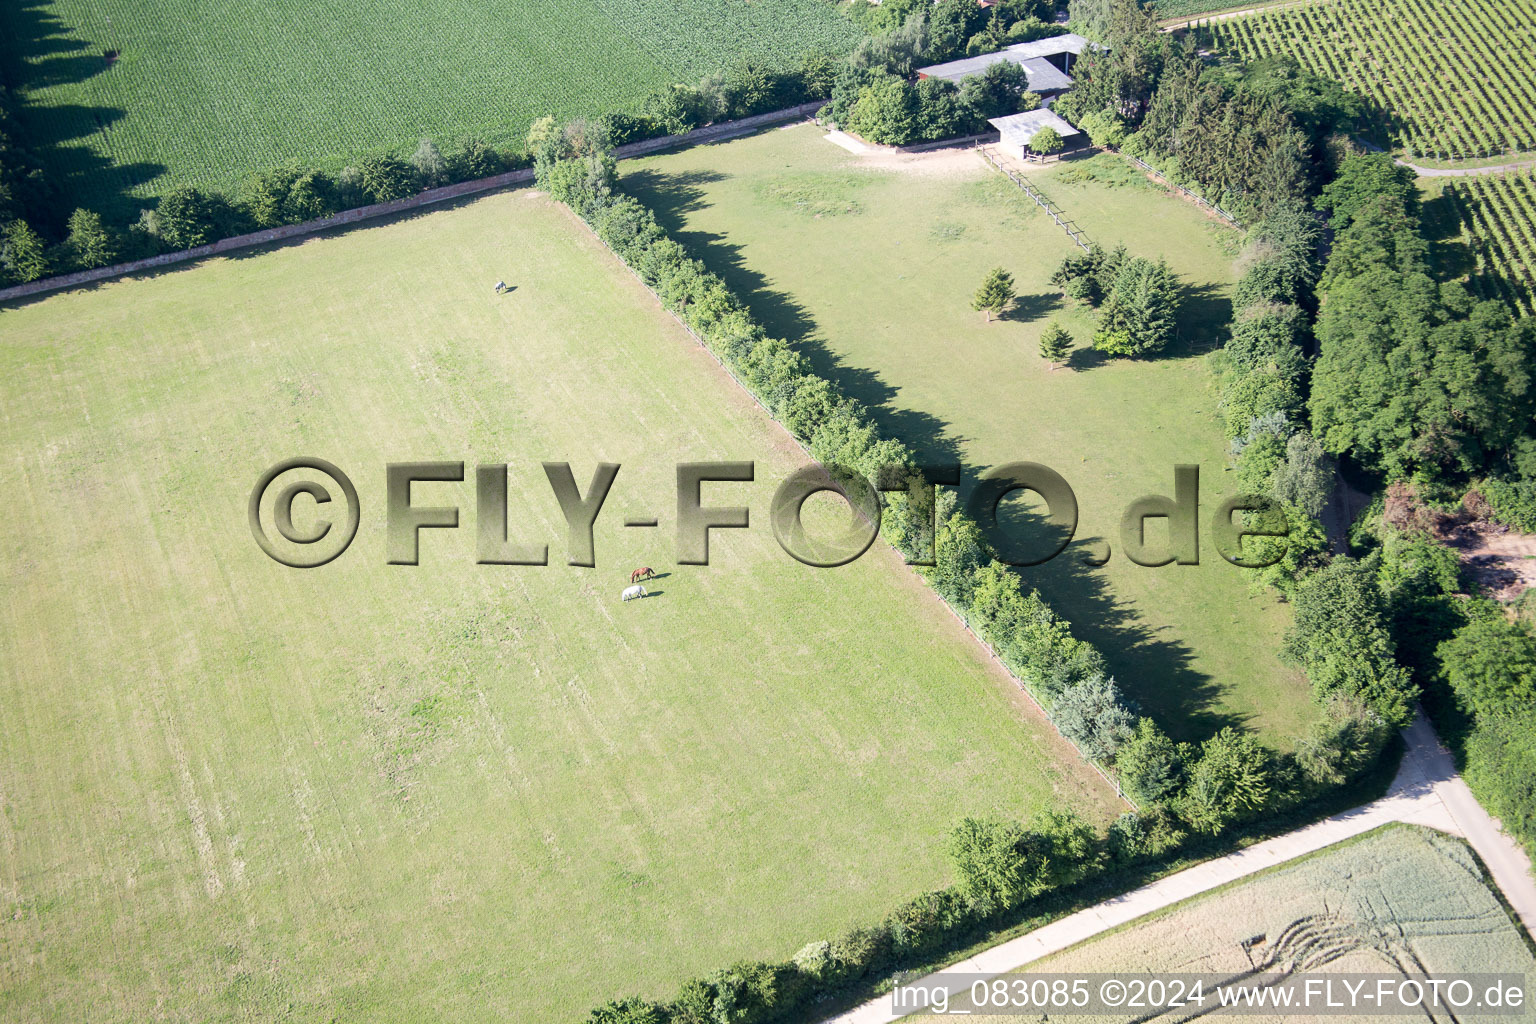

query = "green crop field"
[0,0,857,215]
[623,127,1317,747]
[1197,0,1536,161]
[960,824,1536,1021]
[0,189,1121,1023]
[1436,170,1536,317]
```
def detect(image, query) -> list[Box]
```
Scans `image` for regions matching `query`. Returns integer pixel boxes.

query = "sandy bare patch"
[822,130,990,179]
[1437,517,1536,600]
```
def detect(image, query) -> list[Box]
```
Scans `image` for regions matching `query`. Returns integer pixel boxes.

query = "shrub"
[1176,727,1275,834]
[1079,108,1129,148]
[451,138,509,179]
[64,208,116,270]
[0,218,49,283]
[1291,696,1390,793]
[1114,717,1182,804]
[1283,555,1415,726]
[1052,674,1135,761]
[357,155,418,202]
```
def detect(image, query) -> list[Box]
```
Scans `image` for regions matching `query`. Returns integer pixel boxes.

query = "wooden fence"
[979,148,1093,251]
[1121,151,1243,227]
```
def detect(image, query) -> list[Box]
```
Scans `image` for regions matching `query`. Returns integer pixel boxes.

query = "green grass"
[624,129,1317,747]
[1198,0,1536,161]
[960,824,1536,1020]
[0,189,1121,1022]
[0,0,857,216]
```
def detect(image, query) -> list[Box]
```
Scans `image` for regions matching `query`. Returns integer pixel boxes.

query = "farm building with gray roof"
[915,32,1094,96]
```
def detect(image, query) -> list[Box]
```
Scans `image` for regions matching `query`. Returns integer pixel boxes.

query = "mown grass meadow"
[624,127,1317,747]
[0,188,1120,1022]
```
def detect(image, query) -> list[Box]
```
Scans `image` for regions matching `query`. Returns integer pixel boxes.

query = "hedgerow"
[535,125,1396,1024]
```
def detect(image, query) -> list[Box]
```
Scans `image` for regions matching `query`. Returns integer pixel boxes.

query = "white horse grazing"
[621,584,647,602]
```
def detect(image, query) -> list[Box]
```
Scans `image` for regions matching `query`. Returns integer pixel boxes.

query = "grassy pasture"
[0,0,857,215]
[963,825,1536,1021]
[0,189,1120,1022]
[624,127,1316,746]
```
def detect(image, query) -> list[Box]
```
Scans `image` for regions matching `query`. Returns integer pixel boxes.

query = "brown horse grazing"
[630,567,655,584]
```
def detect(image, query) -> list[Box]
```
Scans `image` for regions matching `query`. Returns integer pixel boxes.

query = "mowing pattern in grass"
[1199,0,1536,160]
[0,0,857,213]
[624,131,1315,748]
[1443,170,1536,316]
[0,190,1117,1023]
[960,824,1535,1022]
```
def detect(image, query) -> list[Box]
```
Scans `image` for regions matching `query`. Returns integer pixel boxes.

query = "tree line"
[529,115,1403,1024]
[1058,0,1369,222]
[0,0,1079,288]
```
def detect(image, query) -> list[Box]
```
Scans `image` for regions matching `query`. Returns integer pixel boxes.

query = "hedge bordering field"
[536,139,1395,1024]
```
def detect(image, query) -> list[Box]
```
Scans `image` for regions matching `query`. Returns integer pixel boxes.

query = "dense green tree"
[451,139,507,180]
[844,70,920,145]
[957,62,1034,122]
[1176,727,1274,834]
[946,816,1033,909]
[1079,108,1130,148]
[1283,555,1415,726]
[1464,712,1536,858]
[928,0,988,61]
[1309,196,1534,483]
[914,77,968,140]
[1438,603,1536,721]
[1092,256,1179,356]
[1114,718,1182,805]
[64,208,115,270]
[1,218,50,282]
[972,265,1016,321]
[155,185,224,249]
[244,169,290,228]
[1224,301,1308,377]
[1039,321,1072,367]
[356,156,417,202]
[587,998,667,1024]
[1053,674,1135,761]
[1316,152,1416,227]
[285,170,336,221]
[1029,125,1066,157]
[1051,243,1124,306]
[1291,698,1389,792]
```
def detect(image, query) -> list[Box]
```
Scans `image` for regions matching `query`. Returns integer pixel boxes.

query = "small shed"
[987,109,1083,160]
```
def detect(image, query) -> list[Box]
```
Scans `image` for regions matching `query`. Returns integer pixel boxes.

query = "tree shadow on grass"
[1065,344,1109,371]
[620,164,1245,740]
[984,493,1241,740]
[2,0,166,230]
[1002,290,1062,323]
[1171,280,1232,355]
